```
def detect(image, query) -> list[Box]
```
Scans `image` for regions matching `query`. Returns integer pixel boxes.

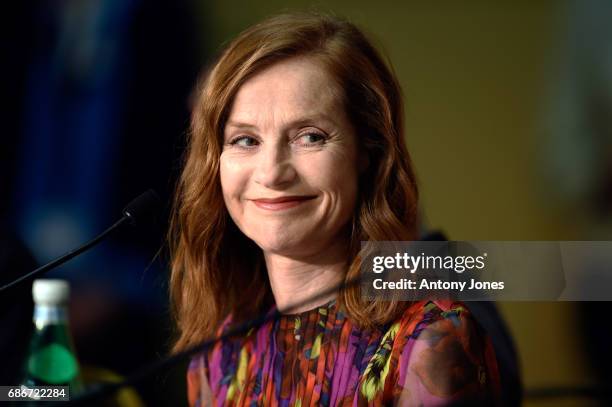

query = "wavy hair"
[169,12,419,352]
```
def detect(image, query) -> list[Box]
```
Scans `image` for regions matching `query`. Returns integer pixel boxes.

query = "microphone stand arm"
[0,217,130,293]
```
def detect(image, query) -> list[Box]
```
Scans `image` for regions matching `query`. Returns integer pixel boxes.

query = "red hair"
[169,12,419,352]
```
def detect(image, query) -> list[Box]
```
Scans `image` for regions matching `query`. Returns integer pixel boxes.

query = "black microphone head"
[122,189,161,227]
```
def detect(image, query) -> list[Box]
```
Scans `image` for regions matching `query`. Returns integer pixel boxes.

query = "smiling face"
[220,57,361,258]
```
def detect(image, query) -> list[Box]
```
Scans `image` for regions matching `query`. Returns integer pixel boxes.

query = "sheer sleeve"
[392,301,501,406]
[187,354,214,407]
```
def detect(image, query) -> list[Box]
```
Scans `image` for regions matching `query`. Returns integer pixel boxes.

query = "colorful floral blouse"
[187,300,501,406]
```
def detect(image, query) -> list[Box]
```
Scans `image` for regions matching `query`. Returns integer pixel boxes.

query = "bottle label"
[33,305,67,325]
[27,343,79,384]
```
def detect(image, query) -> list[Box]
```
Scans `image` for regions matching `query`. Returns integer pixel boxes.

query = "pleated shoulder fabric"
[187,300,501,406]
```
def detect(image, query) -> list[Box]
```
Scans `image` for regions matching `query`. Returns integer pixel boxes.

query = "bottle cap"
[32,279,70,304]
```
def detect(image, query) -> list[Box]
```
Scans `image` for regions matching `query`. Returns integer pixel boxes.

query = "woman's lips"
[251,196,316,210]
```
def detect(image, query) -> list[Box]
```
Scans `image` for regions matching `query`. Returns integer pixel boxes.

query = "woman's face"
[220,57,361,257]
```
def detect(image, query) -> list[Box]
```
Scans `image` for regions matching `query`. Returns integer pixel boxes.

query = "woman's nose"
[253,143,297,189]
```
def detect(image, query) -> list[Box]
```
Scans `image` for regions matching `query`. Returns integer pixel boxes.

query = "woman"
[170,13,501,406]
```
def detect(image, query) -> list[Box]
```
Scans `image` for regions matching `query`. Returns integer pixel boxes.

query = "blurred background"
[2,1,612,406]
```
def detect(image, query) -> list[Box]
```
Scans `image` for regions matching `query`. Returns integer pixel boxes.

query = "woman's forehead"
[227,57,343,125]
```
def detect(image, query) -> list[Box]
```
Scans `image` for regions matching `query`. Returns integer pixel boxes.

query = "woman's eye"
[296,132,325,145]
[230,136,259,147]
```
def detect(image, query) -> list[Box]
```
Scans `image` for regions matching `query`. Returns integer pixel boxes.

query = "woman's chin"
[255,237,309,257]
[258,242,300,256]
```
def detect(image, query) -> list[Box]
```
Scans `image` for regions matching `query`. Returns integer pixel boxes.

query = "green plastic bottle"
[20,279,83,401]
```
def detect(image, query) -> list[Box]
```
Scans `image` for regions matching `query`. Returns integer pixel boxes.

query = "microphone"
[0,190,161,293]
[122,189,161,227]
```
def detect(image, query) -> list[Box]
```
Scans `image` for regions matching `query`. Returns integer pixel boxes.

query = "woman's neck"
[264,239,349,314]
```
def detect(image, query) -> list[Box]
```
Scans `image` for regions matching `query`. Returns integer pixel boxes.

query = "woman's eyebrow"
[225,121,259,131]
[286,114,336,128]
[225,114,338,133]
